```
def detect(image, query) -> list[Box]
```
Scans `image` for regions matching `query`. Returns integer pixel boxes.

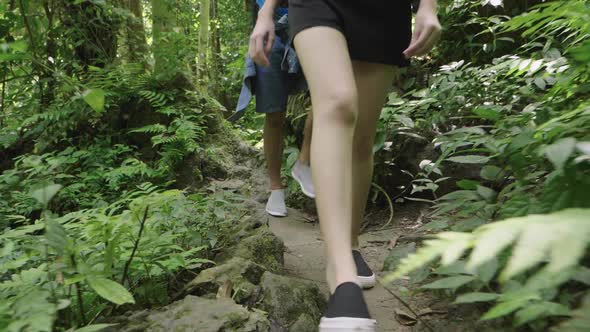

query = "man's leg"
[264,111,286,190]
[299,112,313,165]
[264,111,289,217]
[292,111,316,198]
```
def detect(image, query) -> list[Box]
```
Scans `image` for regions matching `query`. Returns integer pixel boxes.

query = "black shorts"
[289,0,413,67]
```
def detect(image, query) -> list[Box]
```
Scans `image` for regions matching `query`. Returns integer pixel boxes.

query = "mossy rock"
[289,313,319,332]
[182,257,266,304]
[218,226,285,274]
[259,272,326,331]
[116,296,270,332]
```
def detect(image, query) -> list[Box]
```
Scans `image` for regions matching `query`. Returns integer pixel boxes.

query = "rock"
[231,165,252,179]
[115,296,270,332]
[183,257,266,304]
[208,179,246,192]
[259,272,326,331]
[289,313,319,332]
[218,226,285,274]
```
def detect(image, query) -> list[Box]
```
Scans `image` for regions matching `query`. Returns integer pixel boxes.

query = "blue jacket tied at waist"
[232,14,306,121]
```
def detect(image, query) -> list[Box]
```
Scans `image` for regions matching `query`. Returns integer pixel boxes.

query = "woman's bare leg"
[350,63,397,248]
[294,27,358,292]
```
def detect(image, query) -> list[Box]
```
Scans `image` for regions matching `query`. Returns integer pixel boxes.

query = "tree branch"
[121,206,149,286]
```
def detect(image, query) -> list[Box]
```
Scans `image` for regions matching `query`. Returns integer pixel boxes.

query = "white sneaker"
[265,189,288,217]
[291,160,316,198]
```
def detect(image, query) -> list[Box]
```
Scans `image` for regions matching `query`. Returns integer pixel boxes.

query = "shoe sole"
[291,168,316,199]
[266,207,287,217]
[319,317,376,331]
[358,274,376,289]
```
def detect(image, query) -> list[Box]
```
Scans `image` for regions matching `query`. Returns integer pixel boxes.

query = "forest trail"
[269,210,404,331]
[266,207,488,332]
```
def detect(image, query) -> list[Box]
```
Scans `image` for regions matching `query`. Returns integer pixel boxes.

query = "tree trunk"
[60,0,118,69]
[152,0,179,78]
[198,0,210,89]
[42,0,57,107]
[210,0,223,98]
[125,0,149,65]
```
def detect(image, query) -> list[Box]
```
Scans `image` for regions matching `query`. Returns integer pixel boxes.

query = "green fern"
[554,292,590,332]
[385,209,590,284]
[130,124,167,134]
[138,90,168,108]
[384,209,590,323]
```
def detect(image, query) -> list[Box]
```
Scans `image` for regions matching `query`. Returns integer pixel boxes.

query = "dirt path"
[216,149,488,331]
[269,208,406,331]
[267,206,489,332]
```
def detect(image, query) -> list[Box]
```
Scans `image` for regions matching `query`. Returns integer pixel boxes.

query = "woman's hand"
[403,3,442,58]
[249,12,275,67]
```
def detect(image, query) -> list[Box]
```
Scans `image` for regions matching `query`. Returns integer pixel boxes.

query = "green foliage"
[381,0,590,329]
[1,184,238,331]
[385,209,589,325]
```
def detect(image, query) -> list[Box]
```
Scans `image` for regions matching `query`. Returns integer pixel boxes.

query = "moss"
[219,227,285,274]
[223,312,247,330]
[259,272,326,329]
[290,314,318,332]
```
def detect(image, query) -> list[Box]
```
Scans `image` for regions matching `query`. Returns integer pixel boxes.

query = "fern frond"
[130,124,167,134]
[385,209,590,287]
[554,292,590,332]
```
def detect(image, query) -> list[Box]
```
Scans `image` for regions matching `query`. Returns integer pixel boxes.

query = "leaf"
[572,266,590,285]
[439,233,472,265]
[383,237,451,283]
[514,302,570,326]
[500,221,554,281]
[31,184,62,206]
[455,292,499,304]
[476,257,498,283]
[480,165,503,181]
[420,219,448,231]
[46,218,68,256]
[473,107,501,121]
[482,298,531,320]
[373,130,386,153]
[534,77,546,90]
[83,89,106,113]
[545,209,590,273]
[476,186,497,202]
[504,210,589,282]
[65,275,86,285]
[447,155,490,164]
[456,179,480,190]
[71,324,119,332]
[554,293,590,332]
[467,220,523,271]
[434,261,468,275]
[383,243,416,271]
[421,275,475,289]
[544,138,577,170]
[87,277,135,305]
[394,309,417,326]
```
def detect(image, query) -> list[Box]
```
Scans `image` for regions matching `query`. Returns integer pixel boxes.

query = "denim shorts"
[254,36,298,114]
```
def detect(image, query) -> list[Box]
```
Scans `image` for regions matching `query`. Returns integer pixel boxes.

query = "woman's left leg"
[350,62,397,248]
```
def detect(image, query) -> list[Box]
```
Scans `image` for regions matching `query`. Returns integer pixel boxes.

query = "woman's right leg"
[293,26,358,292]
